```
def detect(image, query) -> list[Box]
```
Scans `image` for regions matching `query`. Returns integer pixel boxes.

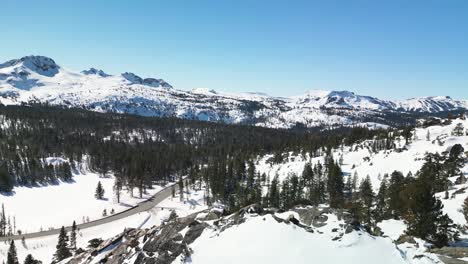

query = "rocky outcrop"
[67,210,210,264]
[293,206,355,229]
[430,247,468,259]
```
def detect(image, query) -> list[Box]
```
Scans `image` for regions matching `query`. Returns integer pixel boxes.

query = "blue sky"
[1,0,467,99]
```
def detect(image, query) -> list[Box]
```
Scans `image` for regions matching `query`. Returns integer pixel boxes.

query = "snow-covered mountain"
[0,55,466,128]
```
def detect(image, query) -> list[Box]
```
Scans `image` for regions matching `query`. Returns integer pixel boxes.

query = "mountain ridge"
[0,55,467,128]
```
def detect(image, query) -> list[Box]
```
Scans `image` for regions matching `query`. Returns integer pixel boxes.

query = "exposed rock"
[197,210,220,221]
[396,234,417,245]
[293,206,354,229]
[183,221,208,244]
[437,255,468,264]
[430,247,468,259]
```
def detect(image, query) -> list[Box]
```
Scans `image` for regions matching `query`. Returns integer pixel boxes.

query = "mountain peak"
[121,72,172,89]
[121,72,143,83]
[82,68,110,77]
[302,90,359,98]
[0,55,59,77]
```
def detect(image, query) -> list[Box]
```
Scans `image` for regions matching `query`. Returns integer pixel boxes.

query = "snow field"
[0,168,163,234]
[0,184,209,263]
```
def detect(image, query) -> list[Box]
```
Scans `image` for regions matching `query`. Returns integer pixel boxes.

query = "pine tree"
[23,254,41,264]
[402,127,413,145]
[178,177,184,201]
[388,171,406,217]
[375,178,389,221]
[70,221,77,250]
[358,176,374,225]
[289,174,300,205]
[1,204,6,236]
[268,176,280,208]
[7,240,19,264]
[445,144,465,177]
[452,123,465,136]
[463,196,468,223]
[53,226,71,262]
[0,163,13,193]
[280,177,291,210]
[351,171,359,195]
[345,175,353,201]
[301,163,314,186]
[314,162,326,204]
[94,181,105,200]
[406,179,454,247]
[327,161,344,208]
[113,179,122,203]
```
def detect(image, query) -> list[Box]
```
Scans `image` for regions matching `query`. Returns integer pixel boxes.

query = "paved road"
[0,180,188,241]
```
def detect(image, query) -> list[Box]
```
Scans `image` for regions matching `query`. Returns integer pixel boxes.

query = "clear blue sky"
[1,0,467,99]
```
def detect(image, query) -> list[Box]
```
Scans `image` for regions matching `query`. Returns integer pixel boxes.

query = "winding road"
[0,180,187,242]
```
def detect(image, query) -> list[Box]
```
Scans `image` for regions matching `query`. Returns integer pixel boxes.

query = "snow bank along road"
[0,180,188,241]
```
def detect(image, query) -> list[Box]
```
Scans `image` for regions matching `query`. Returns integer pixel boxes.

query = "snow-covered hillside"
[0,185,208,263]
[175,212,412,264]
[1,55,466,129]
[256,117,468,225]
[57,204,443,264]
[0,158,168,234]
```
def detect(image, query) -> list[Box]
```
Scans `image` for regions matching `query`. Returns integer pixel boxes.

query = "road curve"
[0,180,188,241]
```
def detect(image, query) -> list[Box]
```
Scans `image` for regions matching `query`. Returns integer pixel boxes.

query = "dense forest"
[0,104,386,194]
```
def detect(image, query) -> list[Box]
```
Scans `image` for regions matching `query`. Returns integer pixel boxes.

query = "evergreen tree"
[23,254,41,264]
[7,240,19,264]
[280,177,291,210]
[358,176,374,225]
[289,174,300,206]
[301,163,314,186]
[351,171,359,194]
[53,226,71,262]
[178,177,184,201]
[113,179,122,203]
[268,176,280,208]
[401,127,413,145]
[0,163,13,193]
[315,162,326,204]
[388,171,406,217]
[445,144,465,177]
[94,181,105,200]
[406,179,454,247]
[345,175,353,200]
[70,221,77,250]
[1,204,6,236]
[375,178,389,221]
[327,160,344,208]
[419,153,446,193]
[452,123,465,136]
[463,196,468,223]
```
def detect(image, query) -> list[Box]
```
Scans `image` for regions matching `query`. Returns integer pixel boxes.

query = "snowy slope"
[178,213,410,264]
[256,118,468,226]
[0,181,207,263]
[398,96,468,113]
[58,204,442,264]
[0,56,466,129]
[0,158,167,234]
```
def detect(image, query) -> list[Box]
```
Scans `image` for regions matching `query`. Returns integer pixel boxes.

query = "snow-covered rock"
[81,67,110,77]
[61,205,442,264]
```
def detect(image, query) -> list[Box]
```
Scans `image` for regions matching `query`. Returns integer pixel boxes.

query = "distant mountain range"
[1,55,467,128]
